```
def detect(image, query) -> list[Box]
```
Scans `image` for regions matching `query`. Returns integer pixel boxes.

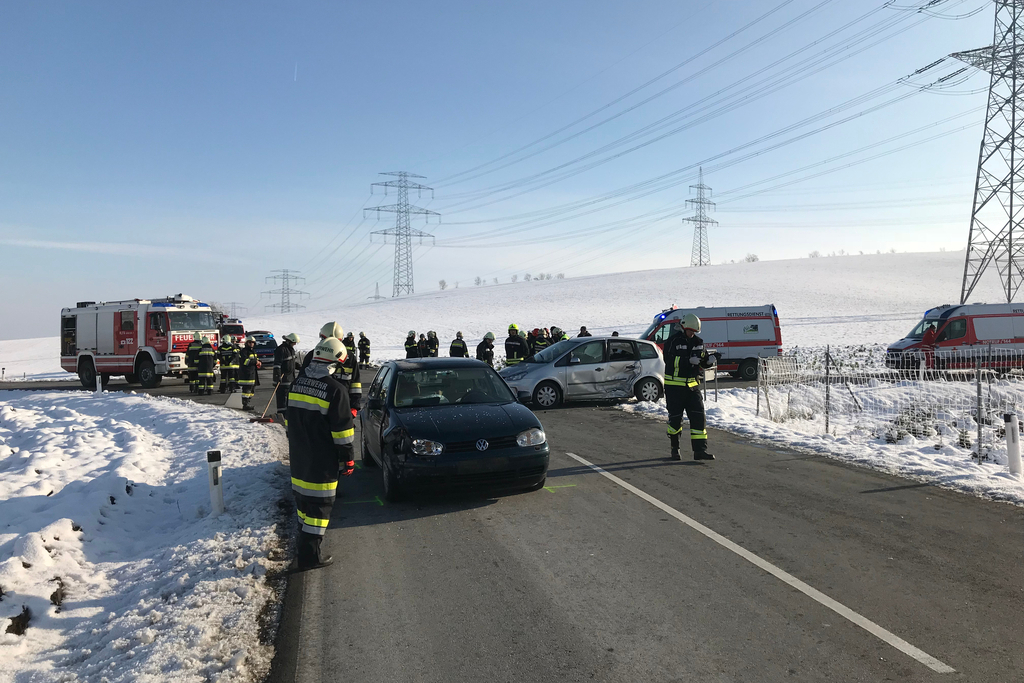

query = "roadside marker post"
[94,373,103,395]
[1005,414,1021,477]
[207,450,225,516]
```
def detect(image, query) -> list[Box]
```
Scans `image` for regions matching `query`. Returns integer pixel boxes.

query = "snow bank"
[0,391,291,683]
[623,389,1024,506]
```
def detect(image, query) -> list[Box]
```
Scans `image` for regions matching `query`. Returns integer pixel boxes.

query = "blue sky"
[0,0,998,338]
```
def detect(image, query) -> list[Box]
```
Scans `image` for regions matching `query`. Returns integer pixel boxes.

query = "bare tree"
[545,273,552,280]
[524,273,532,281]
[808,251,821,258]
[474,276,482,286]
[439,279,447,291]
[556,273,564,279]
[744,253,759,262]
[536,272,545,281]
[511,274,518,283]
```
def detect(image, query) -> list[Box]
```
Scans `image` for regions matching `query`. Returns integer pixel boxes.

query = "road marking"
[342,496,384,506]
[543,484,577,493]
[563,451,955,675]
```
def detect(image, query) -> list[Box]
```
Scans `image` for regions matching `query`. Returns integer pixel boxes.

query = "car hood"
[395,402,539,441]
[887,338,920,351]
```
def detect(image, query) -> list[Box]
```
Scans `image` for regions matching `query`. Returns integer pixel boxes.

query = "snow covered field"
[0,391,290,683]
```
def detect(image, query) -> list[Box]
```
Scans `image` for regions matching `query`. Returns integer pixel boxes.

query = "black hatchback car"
[359,358,550,501]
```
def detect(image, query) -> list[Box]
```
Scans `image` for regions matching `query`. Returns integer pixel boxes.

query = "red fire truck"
[60,294,219,388]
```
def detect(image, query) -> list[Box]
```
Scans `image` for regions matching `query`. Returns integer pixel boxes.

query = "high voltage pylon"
[955,0,1024,303]
[683,167,717,267]
[367,283,386,301]
[263,269,309,313]
[222,302,247,318]
[364,172,440,297]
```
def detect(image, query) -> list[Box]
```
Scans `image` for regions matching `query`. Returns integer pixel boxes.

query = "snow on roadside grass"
[0,390,291,683]
[622,389,1024,506]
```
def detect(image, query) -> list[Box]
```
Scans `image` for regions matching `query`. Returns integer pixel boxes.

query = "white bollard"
[94,373,103,394]
[207,450,225,515]
[1005,414,1022,477]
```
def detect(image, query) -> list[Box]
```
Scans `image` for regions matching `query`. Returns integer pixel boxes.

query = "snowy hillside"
[0,251,1006,379]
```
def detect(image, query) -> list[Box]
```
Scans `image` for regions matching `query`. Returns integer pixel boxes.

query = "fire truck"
[60,294,219,388]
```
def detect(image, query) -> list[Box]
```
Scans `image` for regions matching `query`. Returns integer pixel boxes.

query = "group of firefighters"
[403,325,598,367]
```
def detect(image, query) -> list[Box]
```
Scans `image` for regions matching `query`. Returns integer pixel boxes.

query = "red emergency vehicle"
[60,294,219,388]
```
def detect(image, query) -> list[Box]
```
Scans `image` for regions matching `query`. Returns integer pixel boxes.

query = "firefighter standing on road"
[287,337,355,570]
[238,336,262,411]
[477,332,495,366]
[300,322,361,417]
[426,331,440,357]
[505,324,529,365]
[450,332,469,357]
[197,336,216,395]
[185,333,203,394]
[358,332,371,366]
[218,335,239,393]
[405,331,419,358]
[663,314,718,461]
[342,332,356,359]
[273,333,301,418]
[417,334,429,358]
[578,326,592,337]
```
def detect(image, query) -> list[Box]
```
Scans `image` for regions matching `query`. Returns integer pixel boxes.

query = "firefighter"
[663,314,718,461]
[273,333,301,417]
[578,326,592,337]
[526,328,538,353]
[358,332,371,366]
[476,332,495,366]
[426,330,440,358]
[531,328,550,355]
[405,331,419,358]
[185,332,202,394]
[417,334,429,358]
[611,331,619,337]
[342,332,356,359]
[287,337,355,570]
[450,331,469,358]
[237,336,262,411]
[300,322,360,417]
[218,335,239,393]
[505,324,529,366]
[197,335,216,395]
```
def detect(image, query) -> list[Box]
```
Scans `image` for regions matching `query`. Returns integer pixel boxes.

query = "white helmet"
[312,337,347,366]
[681,313,701,333]
[201,336,210,344]
[319,321,343,340]
[284,332,300,344]
[245,335,256,344]
[193,332,202,341]
[408,330,416,337]
[222,334,233,344]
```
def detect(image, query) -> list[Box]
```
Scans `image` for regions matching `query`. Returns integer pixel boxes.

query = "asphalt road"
[5,373,1020,680]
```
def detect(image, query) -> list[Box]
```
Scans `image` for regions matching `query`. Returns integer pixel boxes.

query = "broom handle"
[260,382,281,419]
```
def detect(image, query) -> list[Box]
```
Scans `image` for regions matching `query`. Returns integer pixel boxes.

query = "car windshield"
[905,319,939,340]
[167,310,216,331]
[393,367,515,407]
[221,324,244,336]
[526,339,576,363]
[640,319,662,340]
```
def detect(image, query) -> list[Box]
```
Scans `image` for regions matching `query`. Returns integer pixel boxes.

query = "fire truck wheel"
[78,358,97,389]
[737,359,758,381]
[100,373,111,387]
[124,373,138,384]
[137,358,162,389]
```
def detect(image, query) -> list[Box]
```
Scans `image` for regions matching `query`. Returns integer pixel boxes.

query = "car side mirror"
[569,356,581,365]
[517,390,531,403]
[368,398,384,410]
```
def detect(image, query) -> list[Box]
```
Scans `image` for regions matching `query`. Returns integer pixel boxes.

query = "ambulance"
[640,304,783,380]
[60,294,219,388]
[885,303,1024,369]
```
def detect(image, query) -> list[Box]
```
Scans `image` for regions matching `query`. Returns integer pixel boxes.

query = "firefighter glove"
[273,371,280,383]
[689,357,702,365]
[351,408,358,418]
[342,460,355,477]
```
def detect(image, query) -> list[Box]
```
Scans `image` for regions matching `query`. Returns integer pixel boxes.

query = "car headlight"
[411,438,444,456]
[504,370,529,382]
[516,428,546,447]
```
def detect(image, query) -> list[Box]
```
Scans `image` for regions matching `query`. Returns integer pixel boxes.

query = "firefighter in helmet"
[197,335,216,395]
[300,322,361,417]
[417,333,428,358]
[342,332,356,358]
[662,314,718,461]
[405,331,419,358]
[505,324,529,366]
[218,334,240,393]
[287,337,355,570]
[357,332,371,366]
[237,336,262,410]
[426,330,440,357]
[185,332,203,394]
[273,332,301,418]
[476,332,495,366]
[450,331,469,358]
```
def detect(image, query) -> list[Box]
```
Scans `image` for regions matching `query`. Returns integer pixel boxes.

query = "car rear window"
[638,342,660,360]
[394,367,514,407]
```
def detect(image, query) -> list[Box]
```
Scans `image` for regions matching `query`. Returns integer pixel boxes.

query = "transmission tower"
[222,302,247,318]
[367,282,386,301]
[955,1,1024,303]
[262,269,309,313]
[683,167,717,267]
[364,172,440,297]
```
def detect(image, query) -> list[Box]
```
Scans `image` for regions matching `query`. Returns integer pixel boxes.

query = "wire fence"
[756,346,1024,461]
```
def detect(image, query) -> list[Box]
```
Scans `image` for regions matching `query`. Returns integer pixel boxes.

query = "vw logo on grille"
[475,439,489,451]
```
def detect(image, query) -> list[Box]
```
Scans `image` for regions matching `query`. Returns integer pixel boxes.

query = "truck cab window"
[149,314,167,334]
[936,319,967,342]
[120,311,135,332]
[654,324,674,342]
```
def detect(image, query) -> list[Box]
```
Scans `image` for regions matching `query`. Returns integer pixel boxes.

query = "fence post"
[1005,414,1022,477]
[207,450,225,516]
[976,355,983,461]
[756,360,762,417]
[825,345,831,435]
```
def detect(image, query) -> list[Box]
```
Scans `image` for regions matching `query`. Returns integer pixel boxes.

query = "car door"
[365,366,391,461]
[565,340,606,398]
[602,340,642,398]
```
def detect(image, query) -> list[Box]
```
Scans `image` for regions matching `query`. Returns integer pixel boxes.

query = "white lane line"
[563,451,955,674]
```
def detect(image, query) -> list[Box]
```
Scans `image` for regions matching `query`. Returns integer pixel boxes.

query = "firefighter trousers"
[276,382,291,413]
[219,368,236,392]
[197,372,214,392]
[665,384,708,453]
[293,491,333,567]
[187,369,198,391]
[359,351,369,365]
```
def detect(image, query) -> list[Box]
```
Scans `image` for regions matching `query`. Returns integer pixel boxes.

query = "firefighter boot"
[242,397,253,411]
[296,532,333,571]
[669,432,681,461]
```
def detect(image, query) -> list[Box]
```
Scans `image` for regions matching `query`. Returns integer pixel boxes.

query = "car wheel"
[635,377,662,402]
[532,381,562,409]
[137,358,162,388]
[738,359,758,381]
[382,457,403,502]
[361,429,378,468]
[78,358,97,389]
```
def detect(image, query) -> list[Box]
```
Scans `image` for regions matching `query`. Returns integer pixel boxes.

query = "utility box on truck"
[60,294,219,388]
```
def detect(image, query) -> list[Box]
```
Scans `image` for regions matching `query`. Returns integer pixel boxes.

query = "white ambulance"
[640,304,783,380]
[886,302,1024,369]
[60,294,219,388]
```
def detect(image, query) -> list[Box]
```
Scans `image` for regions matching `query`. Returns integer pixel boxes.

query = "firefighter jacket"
[531,337,550,355]
[337,353,362,411]
[238,346,261,383]
[358,336,371,356]
[197,342,216,374]
[450,339,469,357]
[185,341,203,370]
[663,332,716,389]
[343,338,356,358]
[405,336,419,358]
[274,343,300,384]
[504,334,530,365]
[287,363,354,500]
[476,339,494,365]
[426,335,439,357]
[218,342,239,370]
